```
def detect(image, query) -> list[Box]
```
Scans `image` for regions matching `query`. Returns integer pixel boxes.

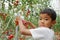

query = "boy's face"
[38,13,56,28]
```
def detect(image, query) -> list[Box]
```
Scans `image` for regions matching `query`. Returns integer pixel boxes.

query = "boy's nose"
[41,20,44,23]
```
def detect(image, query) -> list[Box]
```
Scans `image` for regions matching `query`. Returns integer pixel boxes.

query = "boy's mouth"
[40,26,44,27]
[40,25,45,27]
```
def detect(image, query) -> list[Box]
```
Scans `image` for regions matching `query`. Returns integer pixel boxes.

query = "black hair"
[40,8,57,21]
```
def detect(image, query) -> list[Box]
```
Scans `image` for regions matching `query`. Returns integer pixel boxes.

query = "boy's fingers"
[16,16,21,20]
[27,21,31,24]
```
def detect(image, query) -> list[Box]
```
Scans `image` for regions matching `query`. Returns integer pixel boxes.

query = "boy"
[16,8,57,40]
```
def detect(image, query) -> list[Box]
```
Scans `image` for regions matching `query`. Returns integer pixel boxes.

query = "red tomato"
[8,34,14,39]
[15,20,19,26]
[22,20,26,24]
[24,23,28,28]
[22,20,28,28]
[27,9,30,13]
[14,2,18,6]
[16,0,19,3]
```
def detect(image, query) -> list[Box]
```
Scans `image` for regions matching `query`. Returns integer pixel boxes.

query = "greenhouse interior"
[0,0,60,40]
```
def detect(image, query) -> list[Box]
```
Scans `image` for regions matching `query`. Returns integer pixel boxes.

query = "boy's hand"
[15,16,29,28]
[15,16,32,36]
[22,20,28,28]
[22,20,36,28]
[15,16,36,28]
[15,16,21,26]
[16,16,21,21]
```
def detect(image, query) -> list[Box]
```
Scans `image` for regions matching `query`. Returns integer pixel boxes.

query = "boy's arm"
[27,21,36,28]
[19,20,32,36]
[22,20,36,29]
[16,16,32,36]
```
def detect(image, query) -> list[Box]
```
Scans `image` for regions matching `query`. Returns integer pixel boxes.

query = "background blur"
[0,0,60,40]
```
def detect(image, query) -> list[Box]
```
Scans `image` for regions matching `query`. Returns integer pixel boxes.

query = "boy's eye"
[39,18,49,20]
[45,18,48,20]
[40,18,42,20]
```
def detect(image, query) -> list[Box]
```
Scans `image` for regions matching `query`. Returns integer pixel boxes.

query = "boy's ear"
[52,20,56,25]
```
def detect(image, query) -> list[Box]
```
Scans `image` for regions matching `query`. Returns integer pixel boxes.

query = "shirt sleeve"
[29,27,54,40]
[29,28,45,39]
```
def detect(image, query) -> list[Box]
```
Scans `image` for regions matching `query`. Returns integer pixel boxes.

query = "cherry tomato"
[15,20,19,26]
[22,20,28,28]
[8,34,14,39]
